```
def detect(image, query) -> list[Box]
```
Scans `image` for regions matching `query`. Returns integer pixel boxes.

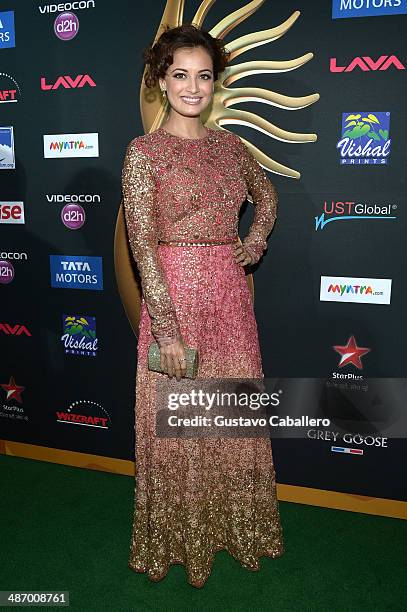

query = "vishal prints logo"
[0,72,21,103]
[330,55,405,72]
[315,198,397,230]
[43,132,99,158]
[61,314,98,356]
[320,276,392,304]
[337,112,391,165]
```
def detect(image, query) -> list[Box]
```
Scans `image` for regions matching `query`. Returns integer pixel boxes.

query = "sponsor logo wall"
[1,0,406,511]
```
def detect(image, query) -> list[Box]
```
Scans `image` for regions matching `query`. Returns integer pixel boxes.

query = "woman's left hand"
[233,240,253,266]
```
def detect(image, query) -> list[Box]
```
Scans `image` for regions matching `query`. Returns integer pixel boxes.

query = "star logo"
[1,376,25,403]
[333,335,371,369]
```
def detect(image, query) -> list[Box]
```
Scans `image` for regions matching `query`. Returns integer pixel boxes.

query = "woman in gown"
[122,24,284,588]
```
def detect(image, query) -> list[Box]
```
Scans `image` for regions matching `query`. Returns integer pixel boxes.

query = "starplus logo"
[333,335,371,370]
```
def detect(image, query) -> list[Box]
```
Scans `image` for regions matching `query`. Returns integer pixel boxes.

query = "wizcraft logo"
[40,74,96,91]
[315,199,397,230]
[337,112,391,165]
[330,55,405,72]
[0,73,21,103]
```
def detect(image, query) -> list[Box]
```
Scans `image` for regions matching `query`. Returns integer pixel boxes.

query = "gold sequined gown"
[121,126,285,588]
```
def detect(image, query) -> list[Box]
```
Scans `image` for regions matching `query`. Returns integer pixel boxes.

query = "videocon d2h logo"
[337,112,391,164]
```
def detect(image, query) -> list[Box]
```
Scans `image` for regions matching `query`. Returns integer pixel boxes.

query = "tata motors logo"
[315,199,397,230]
[0,11,15,49]
[50,255,103,290]
[0,126,15,169]
[330,55,405,72]
[0,73,21,103]
[337,112,391,165]
[320,276,392,304]
[0,202,25,224]
[332,0,407,19]
[43,133,99,158]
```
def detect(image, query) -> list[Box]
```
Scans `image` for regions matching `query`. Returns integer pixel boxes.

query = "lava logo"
[330,55,405,72]
[0,72,21,103]
[0,201,25,224]
[0,126,15,169]
[61,315,98,356]
[337,112,391,165]
[320,275,392,304]
[0,11,15,49]
[0,323,31,336]
[315,199,397,230]
[333,335,371,369]
[1,376,25,403]
[43,133,99,158]
[40,74,96,90]
[332,0,407,19]
[50,255,103,290]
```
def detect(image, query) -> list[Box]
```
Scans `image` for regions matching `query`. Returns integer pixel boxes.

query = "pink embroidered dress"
[121,125,284,588]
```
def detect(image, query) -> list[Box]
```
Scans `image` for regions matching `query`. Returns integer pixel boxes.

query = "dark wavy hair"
[142,23,230,88]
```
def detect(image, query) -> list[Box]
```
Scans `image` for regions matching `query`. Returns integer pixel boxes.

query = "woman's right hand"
[158,338,187,381]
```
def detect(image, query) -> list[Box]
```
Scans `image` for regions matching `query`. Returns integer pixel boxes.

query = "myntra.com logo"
[43,133,99,158]
[315,199,397,230]
[330,55,405,72]
[320,275,392,304]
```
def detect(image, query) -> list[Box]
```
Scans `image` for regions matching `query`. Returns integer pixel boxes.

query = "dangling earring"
[161,87,167,97]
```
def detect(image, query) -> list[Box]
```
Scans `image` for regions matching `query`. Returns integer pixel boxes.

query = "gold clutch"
[147,342,199,379]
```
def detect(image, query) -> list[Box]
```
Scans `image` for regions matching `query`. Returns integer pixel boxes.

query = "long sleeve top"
[121,126,278,346]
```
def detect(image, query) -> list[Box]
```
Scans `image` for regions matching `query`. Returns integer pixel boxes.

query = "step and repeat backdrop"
[1,0,406,517]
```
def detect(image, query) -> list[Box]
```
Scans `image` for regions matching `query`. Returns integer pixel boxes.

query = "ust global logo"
[315,199,397,230]
[0,126,15,169]
[50,255,103,290]
[337,112,391,165]
[330,55,405,72]
[61,315,98,356]
[43,132,99,158]
[320,275,392,305]
[0,73,21,103]
[40,74,96,91]
[0,11,15,49]
[332,0,407,19]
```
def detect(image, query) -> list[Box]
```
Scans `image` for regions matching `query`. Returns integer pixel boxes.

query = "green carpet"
[0,454,406,611]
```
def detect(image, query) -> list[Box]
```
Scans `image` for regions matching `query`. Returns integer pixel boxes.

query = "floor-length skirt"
[128,243,285,587]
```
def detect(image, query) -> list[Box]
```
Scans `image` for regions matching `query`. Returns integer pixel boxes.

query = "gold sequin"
[121,126,284,588]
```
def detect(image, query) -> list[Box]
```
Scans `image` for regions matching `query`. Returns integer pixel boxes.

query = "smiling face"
[159,46,214,118]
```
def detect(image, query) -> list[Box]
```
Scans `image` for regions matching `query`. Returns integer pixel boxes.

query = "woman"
[122,23,284,588]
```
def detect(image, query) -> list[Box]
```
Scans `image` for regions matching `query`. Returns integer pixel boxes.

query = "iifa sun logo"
[337,112,391,164]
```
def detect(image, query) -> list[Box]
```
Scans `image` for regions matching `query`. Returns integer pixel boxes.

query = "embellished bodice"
[121,126,278,344]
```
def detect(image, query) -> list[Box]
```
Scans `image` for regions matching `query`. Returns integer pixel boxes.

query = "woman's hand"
[158,338,187,381]
[233,240,253,267]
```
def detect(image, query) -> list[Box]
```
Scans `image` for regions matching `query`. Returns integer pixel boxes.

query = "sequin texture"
[121,126,284,588]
